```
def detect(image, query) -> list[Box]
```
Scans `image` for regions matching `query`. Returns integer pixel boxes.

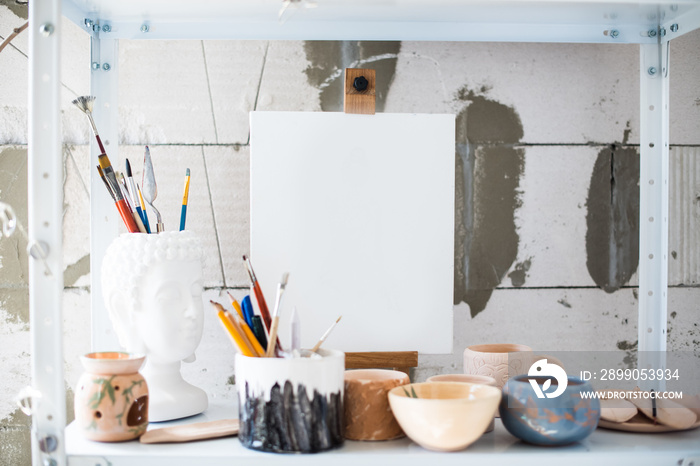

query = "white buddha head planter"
[101,230,208,421]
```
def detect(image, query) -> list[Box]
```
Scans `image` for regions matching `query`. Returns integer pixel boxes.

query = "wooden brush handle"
[253,283,282,352]
[265,316,280,357]
[115,199,140,233]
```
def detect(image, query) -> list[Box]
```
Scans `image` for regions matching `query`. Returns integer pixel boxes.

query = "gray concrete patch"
[453,87,524,317]
[0,147,29,287]
[585,145,640,292]
[0,408,31,466]
[0,1,27,20]
[508,258,532,287]
[63,254,90,287]
[0,287,28,327]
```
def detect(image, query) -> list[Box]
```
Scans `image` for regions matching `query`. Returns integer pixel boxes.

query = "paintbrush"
[137,184,152,233]
[117,171,147,233]
[96,165,115,201]
[72,96,107,154]
[311,315,342,353]
[98,155,140,233]
[180,168,190,231]
[126,159,150,233]
[142,146,164,233]
[265,273,289,357]
[242,255,272,333]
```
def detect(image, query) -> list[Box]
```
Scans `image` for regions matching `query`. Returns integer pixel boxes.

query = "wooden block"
[345,351,418,378]
[344,68,376,115]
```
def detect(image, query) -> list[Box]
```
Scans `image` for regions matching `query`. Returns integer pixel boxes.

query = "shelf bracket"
[637,42,670,391]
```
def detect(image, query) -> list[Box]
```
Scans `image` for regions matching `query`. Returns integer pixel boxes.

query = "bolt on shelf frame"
[28,1,700,465]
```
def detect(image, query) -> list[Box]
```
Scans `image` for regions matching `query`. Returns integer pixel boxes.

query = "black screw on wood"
[353,76,369,91]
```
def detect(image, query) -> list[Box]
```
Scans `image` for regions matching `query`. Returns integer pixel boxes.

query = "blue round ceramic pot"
[499,374,600,446]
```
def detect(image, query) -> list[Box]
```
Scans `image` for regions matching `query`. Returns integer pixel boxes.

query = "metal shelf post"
[89,32,121,352]
[28,0,66,465]
[638,42,670,390]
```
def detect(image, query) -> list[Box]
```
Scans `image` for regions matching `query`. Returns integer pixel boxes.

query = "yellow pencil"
[210,301,255,357]
[227,291,245,321]
[234,314,265,357]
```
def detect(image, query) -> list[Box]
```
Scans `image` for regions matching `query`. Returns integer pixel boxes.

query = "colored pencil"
[225,311,259,357]
[227,292,245,321]
[210,301,254,357]
[180,168,190,231]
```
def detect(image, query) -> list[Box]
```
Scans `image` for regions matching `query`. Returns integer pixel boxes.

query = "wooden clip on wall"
[344,68,376,115]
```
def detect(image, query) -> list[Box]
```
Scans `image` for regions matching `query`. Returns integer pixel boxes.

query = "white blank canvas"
[250,111,455,353]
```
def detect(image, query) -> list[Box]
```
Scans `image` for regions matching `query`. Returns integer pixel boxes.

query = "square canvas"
[250,111,454,353]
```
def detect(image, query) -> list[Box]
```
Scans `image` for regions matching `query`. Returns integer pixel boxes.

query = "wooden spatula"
[140,419,239,444]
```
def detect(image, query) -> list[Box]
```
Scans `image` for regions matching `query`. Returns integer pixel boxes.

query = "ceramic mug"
[463,344,535,389]
[344,369,410,441]
[426,374,498,432]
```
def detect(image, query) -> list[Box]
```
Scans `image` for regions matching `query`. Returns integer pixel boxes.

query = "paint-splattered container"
[235,349,345,453]
[74,352,149,442]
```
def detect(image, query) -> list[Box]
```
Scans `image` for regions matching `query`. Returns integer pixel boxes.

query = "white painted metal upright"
[638,39,670,390]
[28,0,66,465]
[88,25,122,352]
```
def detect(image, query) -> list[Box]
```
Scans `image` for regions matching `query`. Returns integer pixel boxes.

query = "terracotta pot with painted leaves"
[74,352,149,442]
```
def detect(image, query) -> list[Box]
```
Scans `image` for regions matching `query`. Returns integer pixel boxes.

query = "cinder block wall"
[1,4,699,464]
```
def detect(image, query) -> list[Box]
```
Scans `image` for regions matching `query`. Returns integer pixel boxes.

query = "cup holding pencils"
[234,348,345,453]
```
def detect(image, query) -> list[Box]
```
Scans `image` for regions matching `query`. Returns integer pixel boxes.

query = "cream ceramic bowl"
[425,374,498,433]
[388,382,501,452]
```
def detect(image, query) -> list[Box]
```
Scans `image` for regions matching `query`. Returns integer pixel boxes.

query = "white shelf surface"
[65,400,700,466]
[62,0,700,43]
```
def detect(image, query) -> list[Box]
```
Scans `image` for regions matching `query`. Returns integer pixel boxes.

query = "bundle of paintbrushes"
[211,257,342,358]
[72,95,191,234]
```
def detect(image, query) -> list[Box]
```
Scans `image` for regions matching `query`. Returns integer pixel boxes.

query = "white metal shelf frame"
[26,1,700,465]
